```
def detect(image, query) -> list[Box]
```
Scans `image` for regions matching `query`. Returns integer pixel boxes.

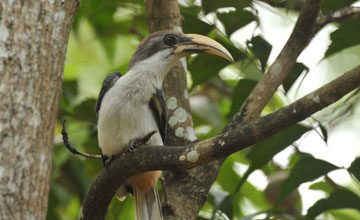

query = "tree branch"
[61,119,102,159]
[227,0,323,127]
[316,6,360,30]
[79,65,360,220]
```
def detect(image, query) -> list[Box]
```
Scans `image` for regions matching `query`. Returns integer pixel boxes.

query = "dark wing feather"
[95,72,122,117]
[149,89,168,142]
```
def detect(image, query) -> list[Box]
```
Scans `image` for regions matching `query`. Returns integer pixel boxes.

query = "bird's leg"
[100,149,113,169]
[126,130,158,152]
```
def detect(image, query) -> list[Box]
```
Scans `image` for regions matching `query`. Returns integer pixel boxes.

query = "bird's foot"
[100,150,114,169]
[103,157,114,169]
[126,130,158,152]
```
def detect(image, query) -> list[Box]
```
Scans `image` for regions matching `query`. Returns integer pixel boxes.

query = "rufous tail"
[134,185,163,220]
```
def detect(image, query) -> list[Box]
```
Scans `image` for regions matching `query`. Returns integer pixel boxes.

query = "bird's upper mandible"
[128,30,234,70]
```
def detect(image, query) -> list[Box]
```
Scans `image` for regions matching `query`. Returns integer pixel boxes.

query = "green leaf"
[306,188,360,220]
[232,124,310,199]
[278,156,340,205]
[202,0,250,14]
[60,80,78,113]
[188,36,245,88]
[325,16,360,58]
[309,181,334,194]
[328,208,360,220]
[215,153,247,217]
[321,0,357,14]
[72,99,97,124]
[217,10,255,35]
[227,79,257,118]
[319,123,328,143]
[209,190,231,220]
[181,6,213,35]
[189,54,230,88]
[248,36,272,72]
[348,157,360,182]
[283,62,308,94]
[247,124,310,172]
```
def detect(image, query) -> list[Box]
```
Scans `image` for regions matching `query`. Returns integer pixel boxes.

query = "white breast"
[97,73,163,157]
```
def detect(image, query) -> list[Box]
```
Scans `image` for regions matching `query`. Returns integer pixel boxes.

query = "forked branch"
[79,65,360,220]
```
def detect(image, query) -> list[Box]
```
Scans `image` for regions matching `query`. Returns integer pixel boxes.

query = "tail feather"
[134,185,163,220]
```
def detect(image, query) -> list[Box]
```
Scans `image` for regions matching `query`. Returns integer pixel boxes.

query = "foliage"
[50,0,360,219]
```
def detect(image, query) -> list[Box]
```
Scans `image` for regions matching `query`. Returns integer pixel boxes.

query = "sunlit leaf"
[215,153,247,218]
[278,156,340,205]
[306,188,360,220]
[309,181,334,194]
[209,190,230,220]
[325,16,360,58]
[108,196,135,220]
[240,210,266,220]
[328,208,360,220]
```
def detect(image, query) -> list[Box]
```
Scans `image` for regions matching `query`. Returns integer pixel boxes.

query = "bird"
[95,30,233,220]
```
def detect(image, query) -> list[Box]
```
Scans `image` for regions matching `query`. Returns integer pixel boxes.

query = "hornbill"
[95,30,233,220]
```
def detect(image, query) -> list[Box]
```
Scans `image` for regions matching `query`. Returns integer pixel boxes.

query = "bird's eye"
[163,34,177,46]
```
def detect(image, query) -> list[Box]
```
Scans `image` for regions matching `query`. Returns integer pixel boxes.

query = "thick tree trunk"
[0,1,79,219]
[145,1,220,219]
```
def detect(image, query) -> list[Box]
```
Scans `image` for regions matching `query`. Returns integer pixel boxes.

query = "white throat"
[127,50,178,88]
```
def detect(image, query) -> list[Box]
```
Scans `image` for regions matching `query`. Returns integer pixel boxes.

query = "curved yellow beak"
[173,34,234,62]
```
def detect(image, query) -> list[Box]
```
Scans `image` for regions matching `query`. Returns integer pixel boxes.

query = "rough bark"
[145,0,222,219]
[0,1,80,219]
[78,64,360,220]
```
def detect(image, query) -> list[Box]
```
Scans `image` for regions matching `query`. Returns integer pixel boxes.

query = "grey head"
[127,30,234,70]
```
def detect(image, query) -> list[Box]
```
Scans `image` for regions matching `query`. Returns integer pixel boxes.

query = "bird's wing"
[95,72,122,117]
[149,88,168,142]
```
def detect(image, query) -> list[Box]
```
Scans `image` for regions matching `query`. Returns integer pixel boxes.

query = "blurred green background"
[49,0,360,219]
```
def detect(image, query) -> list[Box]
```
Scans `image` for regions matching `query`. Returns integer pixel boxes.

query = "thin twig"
[61,119,102,159]
[315,6,360,31]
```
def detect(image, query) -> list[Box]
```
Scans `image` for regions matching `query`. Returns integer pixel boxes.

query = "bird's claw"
[126,130,158,153]
[101,150,113,169]
[126,140,138,152]
[103,157,114,169]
